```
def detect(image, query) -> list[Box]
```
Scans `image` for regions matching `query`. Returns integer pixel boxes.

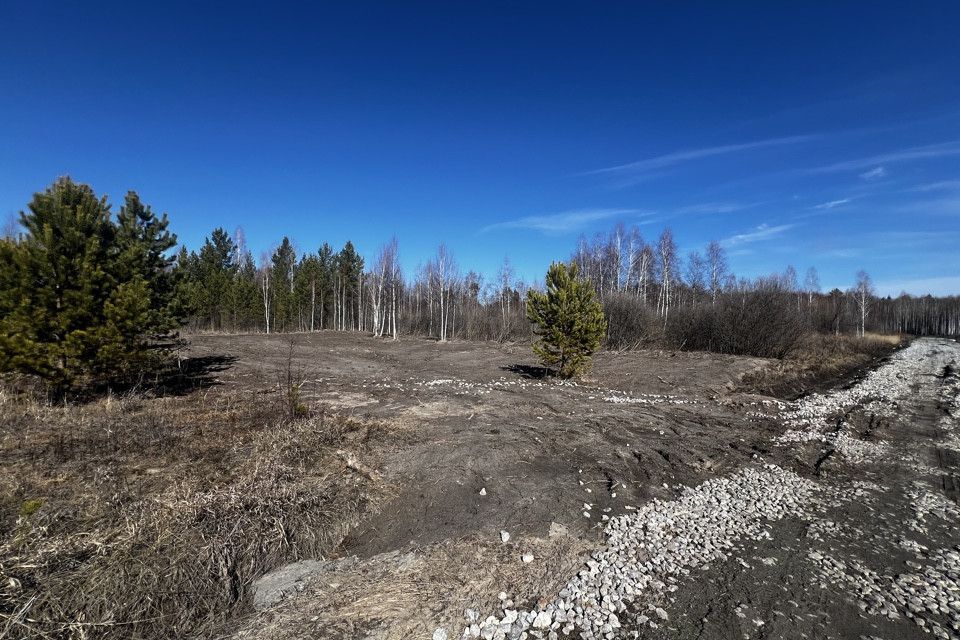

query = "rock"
[522,553,535,563]
[532,611,552,629]
[433,628,449,640]
[480,488,487,496]
[500,530,510,543]
[251,559,329,609]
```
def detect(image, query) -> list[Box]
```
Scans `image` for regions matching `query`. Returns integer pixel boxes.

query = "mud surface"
[181,333,959,640]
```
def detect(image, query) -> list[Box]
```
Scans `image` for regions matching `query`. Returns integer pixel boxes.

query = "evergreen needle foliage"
[0,177,179,393]
[526,262,607,378]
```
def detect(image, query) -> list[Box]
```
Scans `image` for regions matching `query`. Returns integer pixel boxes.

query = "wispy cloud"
[819,248,862,259]
[672,202,748,215]
[859,166,887,180]
[808,140,960,174]
[867,230,960,247]
[584,134,815,178]
[721,223,797,248]
[812,198,852,210]
[912,179,960,192]
[892,196,960,215]
[481,208,643,234]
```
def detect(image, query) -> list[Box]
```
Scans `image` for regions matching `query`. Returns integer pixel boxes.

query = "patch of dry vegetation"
[740,332,905,399]
[0,384,392,639]
[233,532,592,640]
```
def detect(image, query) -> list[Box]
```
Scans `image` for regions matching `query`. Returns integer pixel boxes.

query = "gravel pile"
[462,465,818,640]
[776,428,889,463]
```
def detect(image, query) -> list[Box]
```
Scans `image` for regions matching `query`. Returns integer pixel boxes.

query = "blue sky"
[1,2,958,295]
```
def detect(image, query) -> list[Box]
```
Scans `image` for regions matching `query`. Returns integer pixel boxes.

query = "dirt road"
[189,334,959,640]
[613,337,960,640]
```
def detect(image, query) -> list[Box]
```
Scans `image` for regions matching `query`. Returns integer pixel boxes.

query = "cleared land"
[3,333,958,640]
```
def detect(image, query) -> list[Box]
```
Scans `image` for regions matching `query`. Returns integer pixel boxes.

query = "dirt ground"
[185,333,777,560]
[168,331,956,640]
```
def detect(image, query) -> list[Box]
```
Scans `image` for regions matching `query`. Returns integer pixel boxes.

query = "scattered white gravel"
[906,484,960,533]
[809,546,960,639]
[463,465,818,639]
[603,392,697,407]
[775,340,957,464]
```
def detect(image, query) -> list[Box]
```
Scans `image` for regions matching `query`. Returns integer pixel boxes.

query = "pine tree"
[95,276,156,379]
[526,262,607,379]
[335,241,364,330]
[0,178,115,387]
[271,237,297,331]
[317,243,335,328]
[114,191,179,336]
[195,228,236,329]
[0,178,181,391]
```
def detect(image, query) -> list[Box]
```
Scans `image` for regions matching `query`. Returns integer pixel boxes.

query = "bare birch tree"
[706,240,727,305]
[369,238,398,338]
[497,257,515,340]
[434,243,456,342]
[804,267,820,306]
[854,269,874,337]
[655,229,679,321]
[258,251,271,334]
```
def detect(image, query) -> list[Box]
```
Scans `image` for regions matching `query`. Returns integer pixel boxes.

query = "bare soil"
[184,333,779,559]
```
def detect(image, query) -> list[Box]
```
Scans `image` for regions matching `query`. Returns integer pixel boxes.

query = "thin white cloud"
[819,248,862,259]
[808,140,960,174]
[912,179,960,192]
[892,197,960,215]
[873,275,960,297]
[812,198,852,210]
[481,208,643,234]
[672,202,746,215]
[720,223,797,248]
[859,166,887,180]
[584,134,815,177]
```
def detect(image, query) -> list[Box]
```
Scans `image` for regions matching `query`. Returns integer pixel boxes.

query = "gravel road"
[461,338,960,640]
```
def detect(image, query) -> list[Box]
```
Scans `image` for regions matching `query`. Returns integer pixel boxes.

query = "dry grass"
[0,384,393,639]
[862,332,903,345]
[740,332,905,398]
[232,533,592,640]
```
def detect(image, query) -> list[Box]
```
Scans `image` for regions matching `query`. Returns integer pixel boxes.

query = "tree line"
[173,217,959,352]
[3,178,959,390]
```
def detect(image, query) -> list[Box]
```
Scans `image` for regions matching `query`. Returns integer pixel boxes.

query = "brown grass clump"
[740,332,905,398]
[0,386,390,639]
